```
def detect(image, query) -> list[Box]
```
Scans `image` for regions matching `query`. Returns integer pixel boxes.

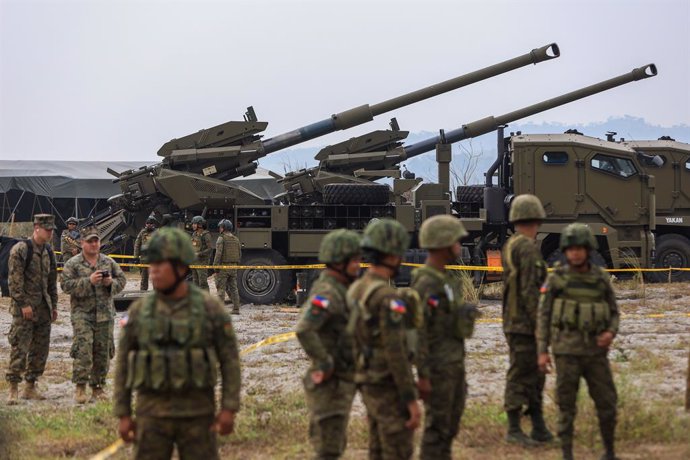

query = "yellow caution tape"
[89,439,124,460]
[239,332,297,356]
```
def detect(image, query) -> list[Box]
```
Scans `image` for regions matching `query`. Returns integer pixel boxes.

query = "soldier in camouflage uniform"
[348,218,421,460]
[61,225,127,403]
[412,215,477,460]
[133,215,158,291]
[501,194,553,446]
[5,214,58,404]
[113,227,241,460]
[214,219,241,314]
[60,217,81,264]
[190,216,212,291]
[537,224,620,460]
[297,229,361,460]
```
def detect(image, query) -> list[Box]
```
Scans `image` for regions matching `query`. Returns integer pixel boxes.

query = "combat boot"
[7,382,19,405]
[561,443,574,460]
[529,404,554,442]
[75,384,88,404]
[506,409,539,447]
[232,306,240,315]
[22,381,46,400]
[90,387,107,402]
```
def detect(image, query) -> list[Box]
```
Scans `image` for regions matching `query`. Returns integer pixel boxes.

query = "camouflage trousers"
[5,305,52,383]
[215,268,240,310]
[192,268,209,291]
[140,268,149,291]
[71,317,114,387]
[504,333,545,412]
[134,415,217,460]
[554,353,617,447]
[304,374,356,459]
[421,365,467,460]
[361,383,414,460]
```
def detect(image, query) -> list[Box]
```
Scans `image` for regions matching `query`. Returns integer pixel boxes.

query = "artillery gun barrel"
[403,63,658,158]
[261,43,560,154]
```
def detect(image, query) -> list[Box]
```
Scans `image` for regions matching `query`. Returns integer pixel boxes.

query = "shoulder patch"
[119,314,129,328]
[390,299,406,314]
[223,321,235,338]
[540,283,548,294]
[311,295,330,309]
[427,295,440,309]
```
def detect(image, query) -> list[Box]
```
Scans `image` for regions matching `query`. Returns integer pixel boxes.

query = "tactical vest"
[549,266,611,335]
[412,266,477,341]
[218,233,241,264]
[125,286,218,391]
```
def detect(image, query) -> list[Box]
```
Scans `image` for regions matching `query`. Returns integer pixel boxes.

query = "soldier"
[412,215,477,460]
[61,225,127,403]
[348,218,421,460]
[133,215,158,291]
[501,194,553,445]
[190,215,212,291]
[60,217,81,263]
[296,229,361,460]
[214,219,242,314]
[113,227,241,460]
[537,224,619,460]
[5,214,58,404]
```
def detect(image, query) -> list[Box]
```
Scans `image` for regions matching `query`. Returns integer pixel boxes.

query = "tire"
[646,234,690,282]
[456,185,484,203]
[238,249,293,305]
[546,249,607,268]
[323,184,390,205]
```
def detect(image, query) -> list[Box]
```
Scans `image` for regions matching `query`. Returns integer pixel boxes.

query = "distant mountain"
[259,116,690,185]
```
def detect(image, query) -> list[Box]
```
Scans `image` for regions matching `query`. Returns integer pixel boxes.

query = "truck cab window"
[542,151,568,165]
[590,154,638,178]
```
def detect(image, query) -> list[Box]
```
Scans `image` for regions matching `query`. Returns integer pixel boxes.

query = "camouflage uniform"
[61,251,126,388]
[214,220,241,313]
[191,228,212,291]
[113,227,241,460]
[60,218,81,264]
[5,215,58,386]
[134,225,156,291]
[537,224,619,460]
[296,229,360,459]
[348,219,416,460]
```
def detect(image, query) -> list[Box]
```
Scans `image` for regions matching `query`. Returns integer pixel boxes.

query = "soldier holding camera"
[61,225,126,403]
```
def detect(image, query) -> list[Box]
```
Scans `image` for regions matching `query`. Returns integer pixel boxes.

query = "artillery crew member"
[537,223,620,460]
[214,219,242,314]
[501,194,553,446]
[296,229,361,460]
[133,215,158,291]
[412,215,477,460]
[190,215,212,291]
[113,227,241,459]
[5,214,58,404]
[60,217,81,263]
[61,225,127,403]
[348,218,421,459]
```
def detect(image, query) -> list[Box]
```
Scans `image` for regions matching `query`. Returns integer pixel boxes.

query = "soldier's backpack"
[0,237,56,297]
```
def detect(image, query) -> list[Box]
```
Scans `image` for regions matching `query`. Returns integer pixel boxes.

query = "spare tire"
[456,185,484,203]
[323,183,390,205]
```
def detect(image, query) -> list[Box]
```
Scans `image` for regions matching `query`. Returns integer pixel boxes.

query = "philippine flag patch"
[540,284,548,294]
[427,296,440,309]
[390,299,407,314]
[311,295,330,309]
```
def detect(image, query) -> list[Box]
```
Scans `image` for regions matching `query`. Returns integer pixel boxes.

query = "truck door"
[585,152,645,224]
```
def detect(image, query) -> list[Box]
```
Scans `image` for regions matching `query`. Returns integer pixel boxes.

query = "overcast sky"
[1,0,688,162]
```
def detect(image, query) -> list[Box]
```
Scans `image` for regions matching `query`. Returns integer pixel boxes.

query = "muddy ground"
[0,274,688,459]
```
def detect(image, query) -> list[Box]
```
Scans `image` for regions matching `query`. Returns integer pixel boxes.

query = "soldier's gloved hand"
[212,409,235,435]
[538,352,552,374]
[405,401,421,430]
[21,306,33,321]
[416,378,432,402]
[118,416,136,443]
[596,331,614,349]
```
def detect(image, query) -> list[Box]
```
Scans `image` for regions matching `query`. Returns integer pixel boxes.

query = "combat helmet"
[559,223,598,251]
[218,219,233,232]
[318,229,361,264]
[66,217,79,225]
[419,215,468,249]
[361,218,410,257]
[191,215,206,226]
[509,194,546,223]
[144,227,196,265]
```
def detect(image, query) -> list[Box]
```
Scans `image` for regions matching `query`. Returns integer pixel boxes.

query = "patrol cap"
[33,214,56,230]
[66,217,79,225]
[80,225,100,241]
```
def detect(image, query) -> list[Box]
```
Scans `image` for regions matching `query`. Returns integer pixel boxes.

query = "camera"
[100,270,111,278]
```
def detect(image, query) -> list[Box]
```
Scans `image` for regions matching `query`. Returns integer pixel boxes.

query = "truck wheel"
[546,249,607,268]
[647,234,690,282]
[323,184,390,205]
[238,250,293,305]
[456,185,484,203]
